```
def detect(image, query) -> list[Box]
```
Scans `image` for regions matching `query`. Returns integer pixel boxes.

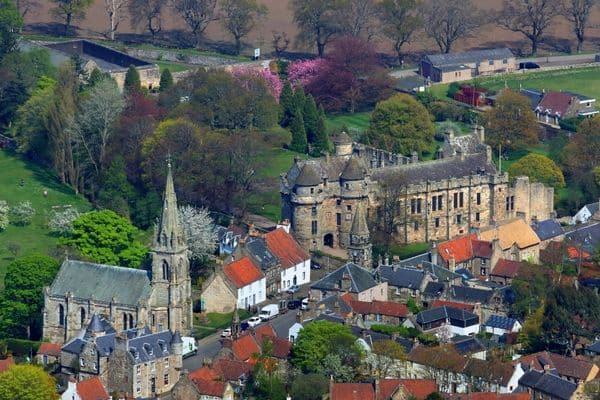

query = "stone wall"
[201,272,236,313]
[110,65,161,91]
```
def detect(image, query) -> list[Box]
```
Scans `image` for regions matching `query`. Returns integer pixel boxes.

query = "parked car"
[311,261,322,270]
[287,284,300,294]
[301,297,309,311]
[248,316,261,327]
[519,61,540,70]
[259,304,280,321]
[241,322,249,331]
[221,327,232,337]
[287,300,302,310]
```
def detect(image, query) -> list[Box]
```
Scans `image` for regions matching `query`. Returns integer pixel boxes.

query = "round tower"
[333,132,353,156]
[292,163,323,250]
[171,330,183,369]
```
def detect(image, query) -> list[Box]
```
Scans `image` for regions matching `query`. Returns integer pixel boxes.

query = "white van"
[259,304,279,321]
[182,336,197,358]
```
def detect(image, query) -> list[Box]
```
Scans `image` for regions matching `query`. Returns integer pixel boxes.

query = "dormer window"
[310,187,314,194]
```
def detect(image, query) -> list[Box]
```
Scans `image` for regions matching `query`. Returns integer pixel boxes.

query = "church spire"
[155,159,185,251]
[348,203,372,269]
[350,203,369,238]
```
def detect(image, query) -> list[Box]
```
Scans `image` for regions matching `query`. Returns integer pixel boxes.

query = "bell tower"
[347,203,372,269]
[149,160,193,334]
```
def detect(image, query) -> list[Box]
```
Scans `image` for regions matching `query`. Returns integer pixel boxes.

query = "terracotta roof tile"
[331,383,374,400]
[397,379,437,400]
[77,377,110,400]
[188,366,219,381]
[254,324,277,343]
[408,344,467,373]
[431,300,475,311]
[515,351,594,381]
[212,358,253,381]
[0,356,14,374]
[265,228,309,269]
[343,294,408,318]
[192,378,226,397]
[38,342,62,357]
[472,240,492,258]
[479,219,540,250]
[491,259,523,278]
[223,257,264,288]
[439,234,477,263]
[231,334,260,361]
[538,91,574,116]
[446,393,530,400]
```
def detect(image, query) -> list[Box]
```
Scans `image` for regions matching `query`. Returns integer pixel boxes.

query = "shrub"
[10,201,34,226]
[559,116,585,132]
[0,200,8,231]
[447,82,461,98]
[48,206,80,236]
[230,65,283,100]
[287,58,326,88]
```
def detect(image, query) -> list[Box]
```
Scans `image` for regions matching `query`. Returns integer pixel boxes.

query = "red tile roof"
[231,334,261,361]
[212,358,253,381]
[439,234,478,263]
[251,324,292,359]
[446,393,530,400]
[38,342,62,357]
[397,379,437,400]
[254,324,277,343]
[491,259,523,278]
[343,294,408,318]
[223,257,264,288]
[77,377,110,400]
[192,378,227,397]
[567,246,591,260]
[331,383,374,400]
[188,366,219,381]
[538,91,574,116]
[265,228,309,269]
[0,356,14,374]
[431,300,475,312]
[515,351,595,381]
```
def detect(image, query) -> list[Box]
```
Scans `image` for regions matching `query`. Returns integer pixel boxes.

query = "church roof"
[49,260,151,306]
[341,156,366,181]
[350,204,369,237]
[295,163,322,186]
[87,313,104,333]
[154,161,186,251]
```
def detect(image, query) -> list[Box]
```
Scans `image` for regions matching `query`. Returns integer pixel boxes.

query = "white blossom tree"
[178,205,217,260]
[48,206,81,235]
[10,201,35,226]
[0,200,9,231]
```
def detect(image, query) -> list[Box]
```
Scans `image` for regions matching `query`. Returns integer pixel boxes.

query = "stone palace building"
[280,127,554,253]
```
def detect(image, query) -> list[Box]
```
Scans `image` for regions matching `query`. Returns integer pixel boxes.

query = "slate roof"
[397,252,432,268]
[49,260,151,305]
[223,257,264,288]
[62,338,86,355]
[349,326,414,354]
[341,156,367,181]
[583,201,600,215]
[379,266,425,289]
[586,339,600,354]
[491,259,523,278]
[517,351,595,381]
[295,163,322,186]
[315,294,353,317]
[519,370,577,400]
[128,330,177,365]
[566,222,600,253]
[485,315,519,330]
[83,314,115,340]
[479,219,540,250]
[452,336,485,355]
[448,285,494,304]
[311,263,378,293]
[423,262,462,282]
[447,394,530,400]
[423,48,514,67]
[265,228,309,269]
[245,237,278,271]
[520,88,544,109]
[422,282,444,297]
[532,219,564,241]
[76,377,110,400]
[416,306,479,326]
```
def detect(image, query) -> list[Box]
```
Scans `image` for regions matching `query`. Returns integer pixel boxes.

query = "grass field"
[0,151,90,290]
[154,60,193,73]
[325,112,371,137]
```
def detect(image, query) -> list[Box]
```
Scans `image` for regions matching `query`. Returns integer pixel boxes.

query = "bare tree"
[104,0,127,40]
[337,0,379,40]
[172,0,218,46]
[291,0,345,56]
[421,0,483,53]
[220,0,268,55]
[129,0,164,40]
[378,0,421,65]
[272,31,290,55]
[373,171,408,246]
[15,0,40,18]
[498,0,560,55]
[562,0,598,52]
[50,0,95,36]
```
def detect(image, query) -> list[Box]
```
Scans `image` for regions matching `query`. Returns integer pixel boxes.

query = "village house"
[531,218,564,249]
[415,306,480,337]
[341,292,409,326]
[515,351,599,384]
[533,90,598,126]
[265,227,311,291]
[60,376,110,400]
[479,218,541,263]
[37,342,61,366]
[236,236,280,295]
[378,265,428,299]
[419,48,516,83]
[489,259,524,285]
[571,200,600,225]
[310,263,388,302]
[518,370,579,400]
[329,379,437,400]
[446,394,530,400]
[435,234,501,278]
[484,315,522,336]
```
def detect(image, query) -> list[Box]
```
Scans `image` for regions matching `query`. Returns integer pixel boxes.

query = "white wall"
[501,363,525,393]
[450,323,480,337]
[236,277,267,309]
[280,259,311,291]
[572,207,592,225]
[289,323,303,342]
[61,381,80,400]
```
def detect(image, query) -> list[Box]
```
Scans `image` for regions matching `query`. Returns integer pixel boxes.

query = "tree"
[48,206,81,236]
[178,205,217,261]
[15,0,41,19]
[279,81,295,126]
[220,0,268,55]
[61,210,148,268]
[421,0,483,53]
[303,94,319,143]
[312,107,330,155]
[483,90,539,153]
[124,65,141,94]
[337,0,379,39]
[159,68,173,92]
[563,0,597,52]
[291,373,329,400]
[0,255,59,339]
[174,0,218,46]
[129,0,164,39]
[0,0,23,61]
[372,171,407,246]
[97,157,136,218]
[10,201,35,226]
[103,0,127,40]
[508,153,565,188]
[50,0,94,36]
[292,320,363,380]
[289,108,307,153]
[0,364,58,400]
[291,0,344,56]
[564,116,600,181]
[378,0,421,65]
[0,200,9,231]
[367,93,435,155]
[498,0,560,55]
[370,339,407,378]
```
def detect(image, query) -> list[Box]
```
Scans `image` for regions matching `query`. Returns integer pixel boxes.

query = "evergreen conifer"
[289,108,307,153]
[159,68,173,92]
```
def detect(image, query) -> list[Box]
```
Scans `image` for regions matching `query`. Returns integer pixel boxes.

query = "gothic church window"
[58,304,65,326]
[80,307,86,327]
[162,261,169,280]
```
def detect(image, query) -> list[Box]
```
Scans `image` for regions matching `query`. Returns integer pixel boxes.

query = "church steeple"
[347,203,372,268]
[154,160,186,252]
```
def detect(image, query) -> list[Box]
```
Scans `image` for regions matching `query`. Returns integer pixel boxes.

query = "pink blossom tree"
[229,65,283,101]
[287,58,326,88]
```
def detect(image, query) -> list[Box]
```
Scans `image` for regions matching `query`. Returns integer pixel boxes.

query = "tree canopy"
[61,210,148,268]
[0,364,58,400]
[508,153,565,188]
[366,93,435,155]
[0,0,23,61]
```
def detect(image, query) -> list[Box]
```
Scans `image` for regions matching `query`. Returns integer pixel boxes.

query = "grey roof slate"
[422,282,444,296]
[565,222,600,252]
[520,88,544,109]
[83,314,115,340]
[416,306,479,326]
[587,340,600,354]
[452,336,485,355]
[448,285,494,304]
[350,203,369,236]
[519,370,577,400]
[62,338,86,355]
[49,260,151,306]
[246,238,279,271]
[378,266,425,289]
[350,326,414,353]
[295,163,322,186]
[128,330,175,364]
[424,48,514,67]
[341,156,367,181]
[397,252,432,268]
[423,262,461,282]
[485,314,519,330]
[584,201,600,215]
[310,263,378,293]
[532,219,564,241]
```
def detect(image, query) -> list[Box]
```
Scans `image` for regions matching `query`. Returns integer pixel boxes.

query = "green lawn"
[154,60,193,73]
[325,112,371,136]
[0,151,90,290]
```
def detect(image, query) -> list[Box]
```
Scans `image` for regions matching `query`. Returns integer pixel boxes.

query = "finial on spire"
[166,152,172,170]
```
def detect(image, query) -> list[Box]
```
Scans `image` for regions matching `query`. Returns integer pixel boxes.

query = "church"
[43,163,193,344]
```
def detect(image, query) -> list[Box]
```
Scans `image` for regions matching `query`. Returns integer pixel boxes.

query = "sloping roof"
[518,370,577,400]
[76,377,110,400]
[447,393,530,400]
[422,282,444,296]
[231,334,260,361]
[62,338,86,355]
[127,330,176,364]
[341,156,367,181]
[334,132,352,144]
[0,356,14,374]
[396,379,437,400]
[295,163,322,186]
[408,344,468,373]
[350,203,369,236]
[439,234,477,263]
[311,263,378,293]
[566,222,600,253]
[538,91,574,116]
[416,306,479,326]
[212,358,253,381]
[379,266,425,289]
[245,238,278,271]
[584,201,600,215]
[587,339,600,354]
[479,219,540,250]
[520,88,544,109]
[38,342,62,357]
[453,336,485,355]
[463,358,515,386]
[343,294,408,318]
[491,259,523,278]
[192,379,226,397]
[485,315,519,330]
[516,351,595,381]
[424,48,514,67]
[49,260,151,305]
[532,219,564,241]
[397,252,432,268]
[331,383,374,400]
[265,228,309,269]
[431,300,474,311]
[448,285,494,304]
[423,262,462,282]
[223,257,264,288]
[189,366,219,381]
